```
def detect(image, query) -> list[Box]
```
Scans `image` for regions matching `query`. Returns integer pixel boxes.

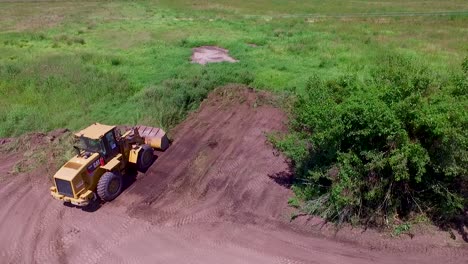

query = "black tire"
[137,144,154,171]
[97,171,123,201]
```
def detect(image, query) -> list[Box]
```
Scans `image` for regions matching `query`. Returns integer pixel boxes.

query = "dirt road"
[0,86,466,263]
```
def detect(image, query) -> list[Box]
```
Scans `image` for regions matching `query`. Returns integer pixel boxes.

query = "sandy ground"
[0,86,467,264]
[191,46,238,65]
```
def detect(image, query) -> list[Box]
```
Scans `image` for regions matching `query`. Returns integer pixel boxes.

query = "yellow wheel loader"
[50,123,169,206]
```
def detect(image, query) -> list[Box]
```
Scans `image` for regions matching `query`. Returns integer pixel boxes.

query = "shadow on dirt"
[268,161,294,189]
[268,170,293,188]
[82,199,101,212]
[63,201,102,212]
[435,206,468,243]
[450,209,468,243]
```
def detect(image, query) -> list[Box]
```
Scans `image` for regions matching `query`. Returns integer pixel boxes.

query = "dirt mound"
[0,86,467,263]
[126,86,291,226]
[191,46,238,65]
[0,129,71,181]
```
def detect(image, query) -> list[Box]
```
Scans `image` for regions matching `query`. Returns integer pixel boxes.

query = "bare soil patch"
[191,46,238,65]
[128,85,291,224]
[0,85,466,263]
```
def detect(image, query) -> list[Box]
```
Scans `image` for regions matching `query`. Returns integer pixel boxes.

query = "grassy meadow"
[0,0,466,137]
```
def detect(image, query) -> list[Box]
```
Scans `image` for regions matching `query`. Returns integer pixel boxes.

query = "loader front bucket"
[136,125,169,151]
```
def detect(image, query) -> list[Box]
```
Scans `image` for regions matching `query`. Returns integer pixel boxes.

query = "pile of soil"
[191,46,238,65]
[128,86,290,223]
[0,86,466,263]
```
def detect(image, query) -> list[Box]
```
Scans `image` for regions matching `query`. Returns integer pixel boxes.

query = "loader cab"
[74,123,120,161]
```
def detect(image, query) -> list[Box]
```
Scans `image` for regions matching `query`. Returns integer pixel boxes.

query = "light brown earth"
[0,86,467,263]
[191,46,238,65]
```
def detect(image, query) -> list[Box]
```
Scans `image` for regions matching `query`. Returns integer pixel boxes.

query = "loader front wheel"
[97,172,123,201]
[137,144,154,171]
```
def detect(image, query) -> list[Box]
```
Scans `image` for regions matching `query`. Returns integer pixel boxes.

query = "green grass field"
[1,0,466,136]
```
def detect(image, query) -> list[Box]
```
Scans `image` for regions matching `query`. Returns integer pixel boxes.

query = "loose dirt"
[191,46,238,65]
[0,86,466,263]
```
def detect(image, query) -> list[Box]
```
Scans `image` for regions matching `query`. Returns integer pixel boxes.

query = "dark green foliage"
[110,58,121,66]
[275,55,467,225]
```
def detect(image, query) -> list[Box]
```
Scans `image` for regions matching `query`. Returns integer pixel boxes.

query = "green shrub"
[276,55,467,225]
[110,58,121,66]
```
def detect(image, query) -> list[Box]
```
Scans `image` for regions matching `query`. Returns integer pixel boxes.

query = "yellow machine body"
[50,123,169,206]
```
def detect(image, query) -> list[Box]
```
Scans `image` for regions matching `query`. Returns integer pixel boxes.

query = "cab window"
[106,132,117,150]
[77,137,104,154]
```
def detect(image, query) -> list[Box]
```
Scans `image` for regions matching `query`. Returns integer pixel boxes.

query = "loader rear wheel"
[97,172,123,201]
[137,144,154,171]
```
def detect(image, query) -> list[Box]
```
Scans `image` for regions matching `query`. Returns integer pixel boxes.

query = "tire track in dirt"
[0,173,66,264]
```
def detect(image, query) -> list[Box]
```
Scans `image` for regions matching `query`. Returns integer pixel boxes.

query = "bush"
[275,55,467,225]
[110,58,121,66]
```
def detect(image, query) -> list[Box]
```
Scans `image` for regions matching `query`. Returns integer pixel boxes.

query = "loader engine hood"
[53,153,100,197]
